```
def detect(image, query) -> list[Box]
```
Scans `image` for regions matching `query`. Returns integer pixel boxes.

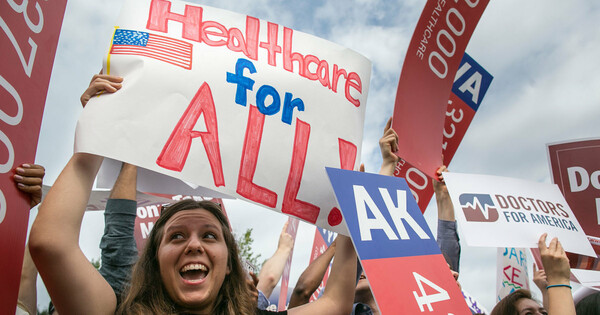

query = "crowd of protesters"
[11,75,598,314]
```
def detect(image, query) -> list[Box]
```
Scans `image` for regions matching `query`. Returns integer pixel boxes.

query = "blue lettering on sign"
[326,168,439,261]
[226,58,305,125]
[451,53,493,111]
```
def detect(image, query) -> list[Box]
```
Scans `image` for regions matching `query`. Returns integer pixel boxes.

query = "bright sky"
[30,0,600,312]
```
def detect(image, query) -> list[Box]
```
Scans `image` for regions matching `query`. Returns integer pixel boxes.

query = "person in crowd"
[433,164,461,273]
[490,289,546,315]
[256,221,295,309]
[287,239,336,309]
[97,162,139,302]
[490,233,575,315]
[15,163,45,315]
[575,291,600,315]
[29,77,358,315]
[532,263,549,311]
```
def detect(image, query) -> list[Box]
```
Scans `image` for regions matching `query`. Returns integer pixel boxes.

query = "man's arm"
[288,239,337,308]
[433,166,461,272]
[288,235,357,315]
[98,163,139,300]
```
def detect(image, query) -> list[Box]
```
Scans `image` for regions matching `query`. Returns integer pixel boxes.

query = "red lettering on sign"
[237,105,277,208]
[338,138,357,170]
[259,22,281,66]
[156,83,224,187]
[227,16,259,61]
[502,266,523,287]
[147,0,202,42]
[282,119,319,223]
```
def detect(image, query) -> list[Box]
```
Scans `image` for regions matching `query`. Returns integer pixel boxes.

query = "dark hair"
[117,200,255,315]
[576,291,600,315]
[491,289,536,315]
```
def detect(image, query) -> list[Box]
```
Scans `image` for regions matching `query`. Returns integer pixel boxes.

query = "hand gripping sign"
[393,0,489,179]
[444,172,596,257]
[326,168,470,315]
[0,0,67,312]
[548,138,600,269]
[75,0,371,234]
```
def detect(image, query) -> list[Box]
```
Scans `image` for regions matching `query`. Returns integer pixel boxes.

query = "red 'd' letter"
[156,82,224,187]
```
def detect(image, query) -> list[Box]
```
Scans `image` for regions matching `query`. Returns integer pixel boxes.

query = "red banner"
[548,139,600,269]
[394,52,493,212]
[392,0,489,179]
[0,1,67,312]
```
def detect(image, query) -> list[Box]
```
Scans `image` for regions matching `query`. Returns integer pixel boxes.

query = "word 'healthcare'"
[146,0,364,107]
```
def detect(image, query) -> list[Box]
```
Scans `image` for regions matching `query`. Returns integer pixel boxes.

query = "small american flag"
[110,29,193,70]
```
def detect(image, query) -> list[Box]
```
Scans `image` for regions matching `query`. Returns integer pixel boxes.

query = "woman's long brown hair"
[117,200,256,315]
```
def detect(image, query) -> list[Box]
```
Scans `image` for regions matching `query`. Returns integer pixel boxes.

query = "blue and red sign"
[326,168,470,314]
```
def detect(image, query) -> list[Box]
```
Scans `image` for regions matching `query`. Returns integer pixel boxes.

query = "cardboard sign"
[308,226,337,302]
[277,217,299,311]
[496,247,530,302]
[0,1,67,312]
[548,138,600,268]
[327,168,470,315]
[96,158,232,199]
[571,268,600,288]
[392,0,489,179]
[444,172,596,257]
[393,52,493,212]
[75,0,371,234]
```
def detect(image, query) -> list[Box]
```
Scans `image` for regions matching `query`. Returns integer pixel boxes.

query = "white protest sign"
[96,158,231,199]
[42,185,174,211]
[444,172,596,257]
[496,247,529,302]
[572,269,600,288]
[75,0,371,234]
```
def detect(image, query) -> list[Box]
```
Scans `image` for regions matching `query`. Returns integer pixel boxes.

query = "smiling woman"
[29,152,357,315]
[29,72,357,315]
[119,200,256,314]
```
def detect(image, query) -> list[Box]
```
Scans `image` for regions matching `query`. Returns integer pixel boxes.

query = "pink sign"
[392,0,489,179]
[0,1,67,312]
[548,138,600,269]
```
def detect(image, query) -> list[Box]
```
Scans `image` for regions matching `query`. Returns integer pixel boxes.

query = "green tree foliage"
[91,257,101,270]
[236,228,262,272]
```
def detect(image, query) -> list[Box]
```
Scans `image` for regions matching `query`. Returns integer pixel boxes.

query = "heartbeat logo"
[459,194,499,222]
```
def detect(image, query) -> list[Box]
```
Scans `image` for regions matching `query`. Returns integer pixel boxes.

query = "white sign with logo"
[444,172,595,257]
